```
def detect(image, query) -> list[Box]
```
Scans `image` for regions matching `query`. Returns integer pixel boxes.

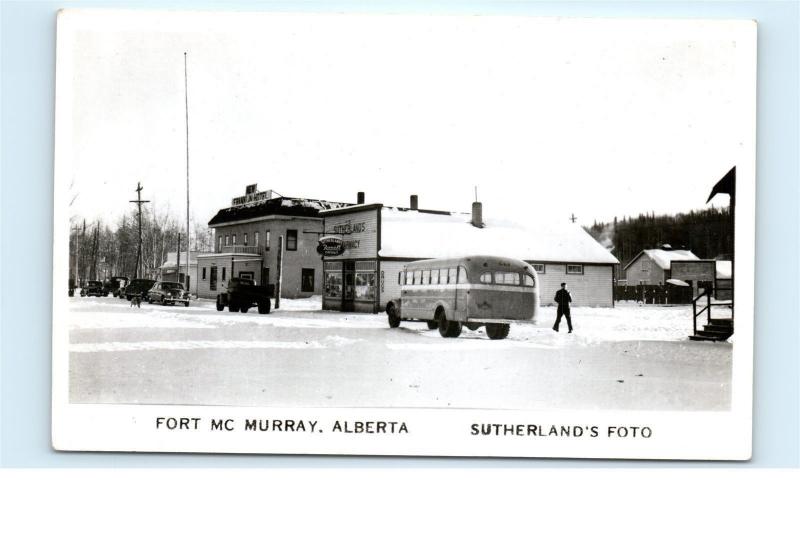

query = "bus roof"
[403,255,534,274]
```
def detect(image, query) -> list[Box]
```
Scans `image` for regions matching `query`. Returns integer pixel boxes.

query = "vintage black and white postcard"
[52,10,756,459]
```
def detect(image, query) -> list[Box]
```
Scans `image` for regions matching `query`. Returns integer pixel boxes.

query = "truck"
[215,277,275,314]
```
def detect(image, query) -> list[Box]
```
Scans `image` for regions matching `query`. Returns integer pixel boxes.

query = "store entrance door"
[342,261,355,311]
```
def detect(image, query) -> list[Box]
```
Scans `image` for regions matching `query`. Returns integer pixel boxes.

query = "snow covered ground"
[68,296,732,411]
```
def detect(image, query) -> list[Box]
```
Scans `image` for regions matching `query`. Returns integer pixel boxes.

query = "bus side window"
[480,272,492,284]
[414,270,422,285]
[458,266,468,284]
[433,269,439,285]
[448,268,457,284]
[524,274,535,287]
[423,269,430,284]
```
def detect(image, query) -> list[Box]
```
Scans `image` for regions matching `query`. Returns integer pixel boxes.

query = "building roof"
[623,248,700,271]
[208,196,352,227]
[378,208,619,264]
[159,251,206,269]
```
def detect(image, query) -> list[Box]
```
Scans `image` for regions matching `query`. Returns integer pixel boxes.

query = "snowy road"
[68,297,732,411]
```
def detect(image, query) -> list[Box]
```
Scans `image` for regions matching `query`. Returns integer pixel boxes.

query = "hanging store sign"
[317,235,345,256]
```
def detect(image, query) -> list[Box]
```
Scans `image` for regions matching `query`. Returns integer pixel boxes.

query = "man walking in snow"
[552,282,573,333]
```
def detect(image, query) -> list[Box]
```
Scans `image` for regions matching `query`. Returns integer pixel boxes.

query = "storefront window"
[355,271,376,301]
[324,262,343,299]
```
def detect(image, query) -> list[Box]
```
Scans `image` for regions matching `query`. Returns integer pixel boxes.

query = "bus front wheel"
[426,320,437,330]
[387,306,400,328]
[486,323,510,340]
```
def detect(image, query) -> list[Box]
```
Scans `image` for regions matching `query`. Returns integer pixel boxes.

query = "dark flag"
[706,166,736,203]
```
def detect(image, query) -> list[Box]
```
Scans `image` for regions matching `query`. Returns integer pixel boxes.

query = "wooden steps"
[689,318,733,342]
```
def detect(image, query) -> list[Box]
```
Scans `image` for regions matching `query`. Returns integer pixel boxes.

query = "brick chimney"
[410,195,418,210]
[471,201,484,228]
[357,192,365,204]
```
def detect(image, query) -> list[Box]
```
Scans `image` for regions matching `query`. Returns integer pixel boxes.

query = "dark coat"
[554,289,572,308]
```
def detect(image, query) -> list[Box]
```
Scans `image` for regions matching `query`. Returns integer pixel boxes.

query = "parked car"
[80,280,105,297]
[215,277,274,314]
[147,281,190,307]
[121,278,156,301]
[103,276,129,297]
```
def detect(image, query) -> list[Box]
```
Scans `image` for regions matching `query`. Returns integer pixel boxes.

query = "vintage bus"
[385,255,540,340]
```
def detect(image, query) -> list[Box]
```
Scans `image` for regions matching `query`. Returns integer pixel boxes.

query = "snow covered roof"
[159,251,203,269]
[716,260,732,279]
[208,196,352,226]
[378,208,619,264]
[624,249,700,271]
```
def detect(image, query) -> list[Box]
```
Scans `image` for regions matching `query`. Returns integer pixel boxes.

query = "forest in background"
[585,205,733,269]
[68,205,213,282]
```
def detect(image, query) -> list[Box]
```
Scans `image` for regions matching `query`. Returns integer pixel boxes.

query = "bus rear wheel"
[437,312,462,338]
[485,323,510,340]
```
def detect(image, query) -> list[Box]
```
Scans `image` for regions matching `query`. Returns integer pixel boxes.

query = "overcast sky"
[59,12,754,228]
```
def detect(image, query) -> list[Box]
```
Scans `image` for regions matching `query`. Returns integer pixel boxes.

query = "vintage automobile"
[146,281,191,307]
[103,276,129,297]
[80,280,105,297]
[121,278,156,301]
[215,277,274,314]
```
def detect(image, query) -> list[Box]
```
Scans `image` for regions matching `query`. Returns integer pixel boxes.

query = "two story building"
[195,185,352,299]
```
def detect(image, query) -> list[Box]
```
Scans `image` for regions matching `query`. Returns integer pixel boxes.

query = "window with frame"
[457,266,468,284]
[566,264,584,275]
[447,268,457,284]
[479,272,492,284]
[531,263,545,274]
[232,234,237,245]
[218,236,222,252]
[225,235,230,247]
[432,269,440,285]
[413,270,422,285]
[494,272,520,285]
[641,259,651,272]
[243,233,248,246]
[523,274,535,287]
[323,262,342,298]
[254,231,259,246]
[286,229,298,251]
[422,269,430,284]
[265,230,271,251]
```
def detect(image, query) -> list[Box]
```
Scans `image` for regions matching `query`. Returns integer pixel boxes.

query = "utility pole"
[176,232,181,283]
[184,51,191,292]
[129,182,150,279]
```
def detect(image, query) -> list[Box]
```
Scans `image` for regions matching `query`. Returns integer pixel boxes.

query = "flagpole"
[184,51,191,292]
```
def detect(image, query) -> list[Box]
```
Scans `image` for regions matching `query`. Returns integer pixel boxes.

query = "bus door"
[454,265,469,319]
[342,261,355,312]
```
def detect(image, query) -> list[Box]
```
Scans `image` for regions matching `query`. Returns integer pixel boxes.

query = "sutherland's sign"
[317,236,346,256]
